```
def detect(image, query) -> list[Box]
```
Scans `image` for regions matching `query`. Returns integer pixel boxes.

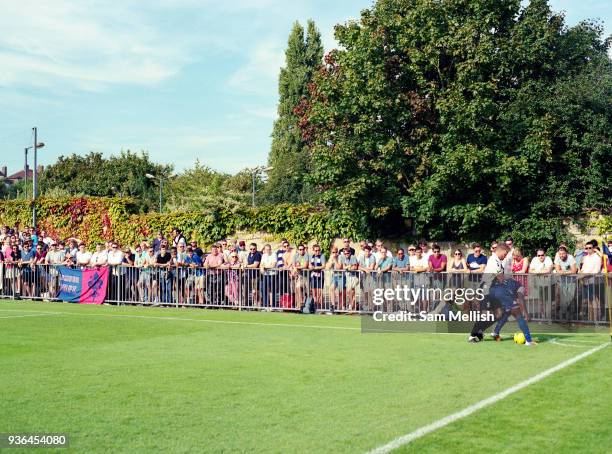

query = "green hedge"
[0,197,359,250]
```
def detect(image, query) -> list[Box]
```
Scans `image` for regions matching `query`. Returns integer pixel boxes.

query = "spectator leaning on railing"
[0,220,609,318]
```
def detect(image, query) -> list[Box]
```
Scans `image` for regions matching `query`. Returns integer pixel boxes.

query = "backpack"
[302,296,315,314]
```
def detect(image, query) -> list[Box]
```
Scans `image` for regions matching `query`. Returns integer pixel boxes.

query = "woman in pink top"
[511,248,529,296]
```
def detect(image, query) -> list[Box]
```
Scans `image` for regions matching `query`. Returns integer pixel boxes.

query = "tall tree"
[299,0,611,252]
[262,20,324,204]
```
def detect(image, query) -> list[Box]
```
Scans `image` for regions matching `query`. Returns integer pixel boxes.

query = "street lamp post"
[146,173,164,213]
[29,127,44,229]
[24,148,28,199]
[250,166,273,207]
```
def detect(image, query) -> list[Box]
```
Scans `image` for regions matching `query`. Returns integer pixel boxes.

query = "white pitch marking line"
[41,311,363,331]
[368,342,609,454]
[0,308,59,314]
[555,339,602,344]
[550,339,593,348]
[0,313,61,319]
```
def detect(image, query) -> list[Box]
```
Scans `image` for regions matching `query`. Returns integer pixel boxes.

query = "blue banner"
[57,267,83,303]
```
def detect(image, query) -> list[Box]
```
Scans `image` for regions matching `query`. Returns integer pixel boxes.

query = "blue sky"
[0,0,609,176]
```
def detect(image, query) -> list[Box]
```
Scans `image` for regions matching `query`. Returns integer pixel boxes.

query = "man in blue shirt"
[20,241,36,298]
[466,243,488,278]
[184,247,203,304]
[392,248,409,271]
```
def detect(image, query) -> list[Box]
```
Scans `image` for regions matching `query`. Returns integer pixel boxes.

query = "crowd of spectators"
[1,223,611,317]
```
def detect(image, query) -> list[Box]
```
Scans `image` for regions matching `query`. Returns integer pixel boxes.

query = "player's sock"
[516,315,532,342]
[494,311,510,335]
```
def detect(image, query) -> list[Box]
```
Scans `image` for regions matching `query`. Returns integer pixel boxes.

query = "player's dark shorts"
[479,294,501,312]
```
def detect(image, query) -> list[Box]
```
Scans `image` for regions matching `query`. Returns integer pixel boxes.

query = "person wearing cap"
[237,240,248,264]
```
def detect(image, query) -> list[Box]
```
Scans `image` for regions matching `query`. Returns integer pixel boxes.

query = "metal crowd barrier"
[0,263,610,324]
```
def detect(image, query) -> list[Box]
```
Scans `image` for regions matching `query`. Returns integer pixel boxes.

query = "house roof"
[6,169,34,181]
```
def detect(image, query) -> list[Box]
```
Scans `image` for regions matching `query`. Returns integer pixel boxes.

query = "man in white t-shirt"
[409,247,429,271]
[553,246,577,314]
[90,243,108,266]
[554,246,576,274]
[529,249,553,273]
[529,249,553,319]
[418,240,432,260]
[409,246,430,309]
[76,243,92,267]
[579,241,602,322]
[107,243,125,301]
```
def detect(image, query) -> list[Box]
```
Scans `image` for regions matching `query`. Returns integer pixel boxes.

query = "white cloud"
[244,106,278,120]
[227,40,285,95]
[0,0,195,91]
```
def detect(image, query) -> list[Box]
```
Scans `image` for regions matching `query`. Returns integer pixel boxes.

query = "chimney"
[1,166,6,178]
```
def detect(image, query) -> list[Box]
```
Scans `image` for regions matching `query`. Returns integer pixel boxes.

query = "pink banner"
[80,267,109,304]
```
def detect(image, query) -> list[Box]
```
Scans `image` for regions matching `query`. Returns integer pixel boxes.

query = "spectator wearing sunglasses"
[579,241,603,322]
[244,243,262,307]
[529,249,553,318]
[189,240,204,258]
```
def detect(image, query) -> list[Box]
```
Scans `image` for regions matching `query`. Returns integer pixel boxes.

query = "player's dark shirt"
[489,278,522,309]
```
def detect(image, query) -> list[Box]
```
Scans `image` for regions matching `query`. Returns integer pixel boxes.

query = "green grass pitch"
[1,300,610,453]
